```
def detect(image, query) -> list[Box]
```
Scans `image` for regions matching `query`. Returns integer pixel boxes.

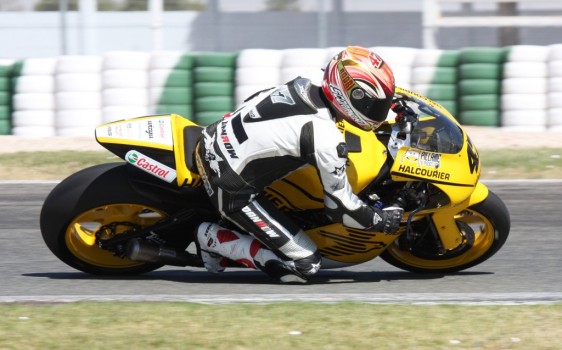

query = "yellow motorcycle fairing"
[306,188,493,266]
[388,88,485,252]
[389,87,480,192]
[305,224,400,266]
[95,114,202,187]
[264,119,389,264]
[264,119,388,210]
[389,130,480,204]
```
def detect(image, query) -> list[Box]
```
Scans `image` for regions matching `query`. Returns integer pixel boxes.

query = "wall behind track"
[2,44,562,136]
[3,10,562,59]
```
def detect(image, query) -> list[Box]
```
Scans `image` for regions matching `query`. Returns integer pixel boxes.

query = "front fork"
[400,184,429,252]
[396,182,489,253]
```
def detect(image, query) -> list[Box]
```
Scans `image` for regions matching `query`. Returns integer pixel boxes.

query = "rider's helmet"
[322,46,395,131]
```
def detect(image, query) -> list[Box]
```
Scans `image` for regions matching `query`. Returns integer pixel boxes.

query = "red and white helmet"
[322,46,395,131]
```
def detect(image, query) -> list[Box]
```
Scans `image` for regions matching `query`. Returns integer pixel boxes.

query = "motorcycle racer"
[195,46,404,283]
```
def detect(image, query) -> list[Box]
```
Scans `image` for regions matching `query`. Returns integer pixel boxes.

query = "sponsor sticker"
[419,151,441,168]
[338,61,356,91]
[125,150,177,183]
[400,149,441,169]
[398,149,450,180]
[241,206,280,238]
[220,119,239,159]
[97,117,173,146]
[329,85,361,124]
[397,164,451,181]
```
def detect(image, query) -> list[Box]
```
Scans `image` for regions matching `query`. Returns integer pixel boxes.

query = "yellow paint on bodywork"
[265,119,387,210]
[170,114,202,187]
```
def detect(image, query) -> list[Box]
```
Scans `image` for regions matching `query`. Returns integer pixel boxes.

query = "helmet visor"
[349,87,392,126]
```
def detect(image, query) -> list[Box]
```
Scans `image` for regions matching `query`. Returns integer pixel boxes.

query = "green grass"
[1,148,561,180]
[0,150,118,180]
[479,148,562,179]
[1,302,561,349]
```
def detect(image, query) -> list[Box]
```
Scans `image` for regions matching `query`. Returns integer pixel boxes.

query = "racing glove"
[391,101,417,125]
[373,206,404,234]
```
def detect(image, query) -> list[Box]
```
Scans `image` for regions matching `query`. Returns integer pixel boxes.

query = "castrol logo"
[125,150,177,183]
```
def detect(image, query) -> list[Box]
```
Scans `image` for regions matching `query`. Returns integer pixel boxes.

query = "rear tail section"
[95,114,202,187]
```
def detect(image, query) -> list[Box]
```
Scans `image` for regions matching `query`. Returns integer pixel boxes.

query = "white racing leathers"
[195,77,382,276]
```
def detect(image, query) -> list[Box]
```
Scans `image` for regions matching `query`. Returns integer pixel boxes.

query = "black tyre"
[40,163,199,275]
[380,190,510,273]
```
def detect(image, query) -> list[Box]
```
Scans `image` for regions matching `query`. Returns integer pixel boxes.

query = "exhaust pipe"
[126,239,201,267]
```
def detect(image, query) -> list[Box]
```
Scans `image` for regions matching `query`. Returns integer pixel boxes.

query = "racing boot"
[260,260,310,284]
[199,250,228,274]
[196,222,309,283]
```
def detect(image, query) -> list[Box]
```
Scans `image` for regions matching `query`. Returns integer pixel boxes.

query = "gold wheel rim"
[65,204,167,269]
[386,209,496,270]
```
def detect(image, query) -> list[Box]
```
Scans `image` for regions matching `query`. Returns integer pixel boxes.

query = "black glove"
[391,101,417,125]
[373,206,404,234]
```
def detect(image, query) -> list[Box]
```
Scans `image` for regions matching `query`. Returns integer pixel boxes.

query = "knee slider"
[294,251,322,276]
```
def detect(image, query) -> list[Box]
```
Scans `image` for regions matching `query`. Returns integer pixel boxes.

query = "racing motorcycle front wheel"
[380,190,510,273]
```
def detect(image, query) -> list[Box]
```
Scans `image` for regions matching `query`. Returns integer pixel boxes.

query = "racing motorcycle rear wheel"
[40,163,198,275]
[380,190,510,273]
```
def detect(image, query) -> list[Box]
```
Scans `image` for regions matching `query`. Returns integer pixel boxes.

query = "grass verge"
[480,148,562,179]
[0,150,118,180]
[1,148,561,180]
[1,302,561,349]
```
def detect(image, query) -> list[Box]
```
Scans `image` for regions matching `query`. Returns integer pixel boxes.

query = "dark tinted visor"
[349,87,392,123]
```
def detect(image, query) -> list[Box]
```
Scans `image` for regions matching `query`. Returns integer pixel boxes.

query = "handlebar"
[387,98,419,160]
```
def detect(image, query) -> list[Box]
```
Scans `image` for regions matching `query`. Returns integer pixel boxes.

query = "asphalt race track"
[1,180,561,304]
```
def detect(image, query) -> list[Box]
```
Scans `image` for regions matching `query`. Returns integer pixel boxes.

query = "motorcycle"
[40,87,510,276]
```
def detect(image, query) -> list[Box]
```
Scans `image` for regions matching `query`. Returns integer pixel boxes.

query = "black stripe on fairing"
[390,172,475,187]
[280,178,324,203]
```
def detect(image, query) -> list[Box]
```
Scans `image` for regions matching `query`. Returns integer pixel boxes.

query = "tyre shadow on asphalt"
[23,270,494,285]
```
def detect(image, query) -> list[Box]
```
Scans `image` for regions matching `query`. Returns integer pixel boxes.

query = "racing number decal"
[467,138,479,174]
